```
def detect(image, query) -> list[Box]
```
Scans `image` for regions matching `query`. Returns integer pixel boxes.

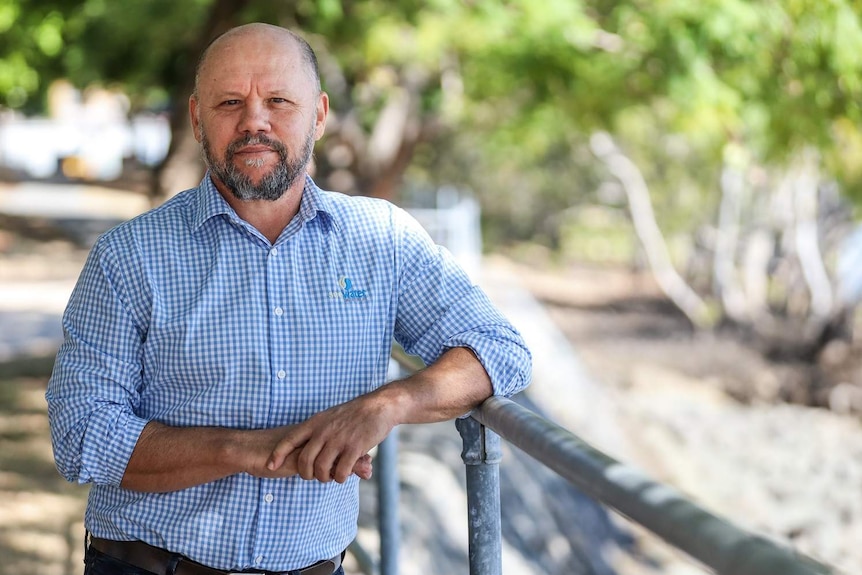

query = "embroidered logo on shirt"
[330,276,367,300]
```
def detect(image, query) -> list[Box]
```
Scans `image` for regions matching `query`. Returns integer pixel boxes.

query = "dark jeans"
[84,544,346,575]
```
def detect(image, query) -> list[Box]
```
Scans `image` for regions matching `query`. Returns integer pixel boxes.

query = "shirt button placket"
[268,245,288,387]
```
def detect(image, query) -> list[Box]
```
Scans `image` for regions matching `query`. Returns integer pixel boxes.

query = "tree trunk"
[713,146,749,323]
[590,132,711,328]
[791,150,833,320]
[741,229,773,319]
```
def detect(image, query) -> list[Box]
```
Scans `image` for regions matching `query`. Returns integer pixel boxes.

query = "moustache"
[226,135,289,159]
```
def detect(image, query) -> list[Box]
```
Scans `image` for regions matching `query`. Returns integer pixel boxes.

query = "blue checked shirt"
[46,175,531,571]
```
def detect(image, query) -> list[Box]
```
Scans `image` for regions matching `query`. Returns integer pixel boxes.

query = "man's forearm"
[120,421,253,493]
[120,421,372,492]
[382,346,494,424]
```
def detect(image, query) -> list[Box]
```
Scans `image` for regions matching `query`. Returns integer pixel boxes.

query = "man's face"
[190,31,327,201]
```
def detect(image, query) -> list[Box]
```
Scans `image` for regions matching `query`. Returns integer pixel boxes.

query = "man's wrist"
[220,428,258,475]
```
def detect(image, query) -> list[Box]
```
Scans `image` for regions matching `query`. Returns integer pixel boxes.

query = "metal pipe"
[348,539,379,575]
[472,396,833,575]
[457,417,503,575]
[377,425,401,575]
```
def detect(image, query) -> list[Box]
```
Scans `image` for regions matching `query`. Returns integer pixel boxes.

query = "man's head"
[190,23,328,201]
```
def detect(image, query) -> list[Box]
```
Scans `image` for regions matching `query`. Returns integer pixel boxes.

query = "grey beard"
[202,131,315,201]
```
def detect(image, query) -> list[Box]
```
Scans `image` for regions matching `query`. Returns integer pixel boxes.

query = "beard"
[201,124,316,202]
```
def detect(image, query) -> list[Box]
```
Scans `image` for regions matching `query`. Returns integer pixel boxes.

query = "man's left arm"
[267,346,491,483]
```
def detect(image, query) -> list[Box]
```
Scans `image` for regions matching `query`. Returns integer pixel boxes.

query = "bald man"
[47,23,531,575]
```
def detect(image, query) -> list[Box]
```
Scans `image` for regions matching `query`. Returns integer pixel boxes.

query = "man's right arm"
[120,421,372,493]
[47,240,369,493]
[47,238,153,487]
[120,421,277,493]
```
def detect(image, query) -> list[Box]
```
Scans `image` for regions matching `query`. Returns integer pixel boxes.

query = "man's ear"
[314,92,329,140]
[189,96,202,142]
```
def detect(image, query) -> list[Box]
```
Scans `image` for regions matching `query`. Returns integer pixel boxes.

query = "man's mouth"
[235,145,275,154]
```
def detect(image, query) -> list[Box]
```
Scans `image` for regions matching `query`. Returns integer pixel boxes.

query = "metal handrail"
[385,347,833,574]
[469,396,833,575]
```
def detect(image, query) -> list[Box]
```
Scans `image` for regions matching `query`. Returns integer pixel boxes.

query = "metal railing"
[464,396,833,575]
[373,349,835,575]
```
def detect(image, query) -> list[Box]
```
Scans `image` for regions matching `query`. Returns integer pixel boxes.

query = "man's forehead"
[202,41,310,85]
[202,35,299,74]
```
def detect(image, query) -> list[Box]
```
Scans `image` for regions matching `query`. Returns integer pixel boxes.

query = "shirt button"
[264,493,274,503]
[276,370,286,379]
[270,247,279,257]
[255,556,264,565]
[274,307,284,316]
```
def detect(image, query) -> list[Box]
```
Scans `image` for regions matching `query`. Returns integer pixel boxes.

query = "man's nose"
[238,100,271,133]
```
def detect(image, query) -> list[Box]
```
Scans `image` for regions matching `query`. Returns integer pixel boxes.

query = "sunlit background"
[1,1,861,574]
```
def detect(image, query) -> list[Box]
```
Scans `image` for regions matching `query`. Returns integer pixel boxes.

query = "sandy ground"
[507,257,860,575]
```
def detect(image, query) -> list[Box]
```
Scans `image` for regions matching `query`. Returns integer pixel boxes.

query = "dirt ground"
[511,258,862,575]
[0,377,86,575]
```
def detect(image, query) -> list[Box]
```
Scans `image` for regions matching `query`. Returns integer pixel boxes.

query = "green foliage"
[5,0,862,246]
[0,0,211,111]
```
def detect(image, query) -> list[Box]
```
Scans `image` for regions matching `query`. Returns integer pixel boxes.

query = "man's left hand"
[267,393,398,483]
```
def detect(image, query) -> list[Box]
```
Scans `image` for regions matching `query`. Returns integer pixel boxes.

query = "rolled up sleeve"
[392,208,531,397]
[46,238,149,486]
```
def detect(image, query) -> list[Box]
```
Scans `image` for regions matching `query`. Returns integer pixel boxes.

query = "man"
[46,23,531,575]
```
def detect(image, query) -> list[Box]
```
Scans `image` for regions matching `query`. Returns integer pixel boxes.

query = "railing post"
[457,417,503,575]
[375,358,405,575]
[377,425,400,575]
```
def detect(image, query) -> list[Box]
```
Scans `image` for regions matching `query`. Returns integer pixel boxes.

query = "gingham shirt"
[46,175,531,571]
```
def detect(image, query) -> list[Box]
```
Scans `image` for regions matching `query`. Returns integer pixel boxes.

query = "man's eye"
[221,100,240,106]
[270,98,288,104]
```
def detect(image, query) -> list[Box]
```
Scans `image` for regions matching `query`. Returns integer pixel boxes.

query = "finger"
[348,454,372,481]
[296,439,326,481]
[331,453,353,484]
[353,453,372,471]
[329,454,371,482]
[254,450,300,479]
[267,428,311,470]
[313,445,341,483]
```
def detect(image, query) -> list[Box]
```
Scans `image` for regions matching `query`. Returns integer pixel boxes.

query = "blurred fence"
[407,186,482,280]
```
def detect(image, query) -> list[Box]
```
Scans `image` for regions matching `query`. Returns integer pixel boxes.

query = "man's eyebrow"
[265,87,297,95]
[210,90,245,99]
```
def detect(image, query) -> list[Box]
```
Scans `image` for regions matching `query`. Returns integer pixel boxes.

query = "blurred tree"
[428,0,862,355]
[5,0,862,356]
[590,0,862,354]
[2,0,514,202]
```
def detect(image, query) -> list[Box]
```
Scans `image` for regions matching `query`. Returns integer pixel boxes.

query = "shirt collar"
[191,173,337,233]
[297,175,337,231]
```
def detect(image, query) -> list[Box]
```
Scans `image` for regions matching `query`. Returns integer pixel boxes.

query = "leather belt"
[89,536,342,575]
